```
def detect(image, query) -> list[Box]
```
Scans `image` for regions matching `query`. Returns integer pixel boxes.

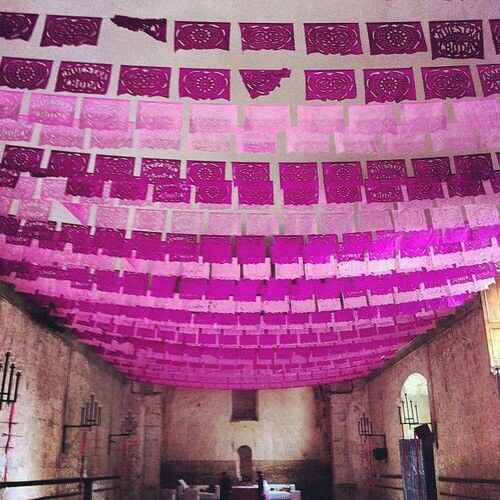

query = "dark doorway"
[237,445,253,482]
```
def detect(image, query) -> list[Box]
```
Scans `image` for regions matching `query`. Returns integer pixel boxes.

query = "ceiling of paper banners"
[0,0,499,389]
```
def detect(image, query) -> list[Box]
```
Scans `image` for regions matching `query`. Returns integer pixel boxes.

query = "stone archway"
[237,445,253,482]
[400,372,432,438]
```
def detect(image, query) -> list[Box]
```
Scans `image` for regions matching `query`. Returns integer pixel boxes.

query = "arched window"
[400,373,432,439]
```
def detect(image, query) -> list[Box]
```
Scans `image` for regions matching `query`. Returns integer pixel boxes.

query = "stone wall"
[331,299,500,500]
[0,293,162,500]
[161,386,331,500]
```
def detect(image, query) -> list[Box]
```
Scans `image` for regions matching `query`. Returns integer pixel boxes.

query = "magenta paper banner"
[56,61,112,95]
[136,101,183,130]
[80,97,130,130]
[0,57,52,90]
[367,22,427,55]
[28,93,77,126]
[429,20,484,60]
[421,66,476,99]
[110,15,167,42]
[490,20,500,54]
[190,104,237,133]
[41,15,102,47]
[364,68,416,103]
[0,90,23,120]
[118,65,171,98]
[239,23,295,51]
[304,23,362,55]
[305,70,357,101]
[174,21,230,51]
[239,68,291,98]
[179,68,230,101]
[0,12,38,41]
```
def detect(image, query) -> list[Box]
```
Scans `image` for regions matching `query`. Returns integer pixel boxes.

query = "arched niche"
[237,445,253,482]
[400,373,432,439]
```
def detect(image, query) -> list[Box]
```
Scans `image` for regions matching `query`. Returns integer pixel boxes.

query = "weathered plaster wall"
[161,386,331,500]
[0,295,163,500]
[331,300,500,500]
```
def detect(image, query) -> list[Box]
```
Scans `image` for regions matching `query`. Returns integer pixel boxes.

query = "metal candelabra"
[0,352,21,411]
[357,412,388,462]
[62,394,102,453]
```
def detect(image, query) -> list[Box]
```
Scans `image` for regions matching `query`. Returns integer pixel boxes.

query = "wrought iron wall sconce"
[62,395,102,453]
[357,412,388,462]
[0,352,21,411]
[108,411,136,455]
[398,393,438,448]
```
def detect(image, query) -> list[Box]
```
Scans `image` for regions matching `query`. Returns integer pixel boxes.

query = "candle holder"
[398,393,438,447]
[357,412,388,462]
[108,411,136,454]
[0,352,21,411]
[62,395,102,453]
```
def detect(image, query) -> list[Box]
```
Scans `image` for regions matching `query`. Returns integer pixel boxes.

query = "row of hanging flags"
[0,92,498,153]
[0,55,498,102]
[1,11,500,388]
[2,12,500,58]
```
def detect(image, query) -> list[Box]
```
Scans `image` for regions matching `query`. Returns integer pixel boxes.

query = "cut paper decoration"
[47,150,90,177]
[133,209,167,232]
[239,23,295,51]
[188,132,232,152]
[305,70,356,101]
[237,181,274,206]
[297,105,344,133]
[477,64,500,97]
[0,12,38,41]
[232,162,270,184]
[110,15,167,42]
[140,158,180,184]
[235,130,277,154]
[490,20,500,54]
[138,129,181,150]
[367,159,407,180]
[66,176,103,197]
[39,125,85,148]
[429,20,484,59]
[1,145,43,174]
[0,118,33,142]
[28,93,77,126]
[189,104,237,133]
[412,156,451,180]
[348,103,397,134]
[421,66,476,99]
[153,181,191,203]
[195,181,232,204]
[304,23,362,55]
[0,57,52,90]
[0,90,23,120]
[239,68,291,98]
[174,21,230,51]
[286,128,329,154]
[41,15,102,47]
[118,65,171,98]
[400,101,447,132]
[179,68,230,101]
[55,61,112,95]
[136,101,183,130]
[80,98,130,130]
[367,22,427,55]
[90,128,133,149]
[323,161,362,183]
[363,68,416,103]
[187,160,225,185]
[243,105,290,132]
[454,153,493,180]
[94,154,134,180]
